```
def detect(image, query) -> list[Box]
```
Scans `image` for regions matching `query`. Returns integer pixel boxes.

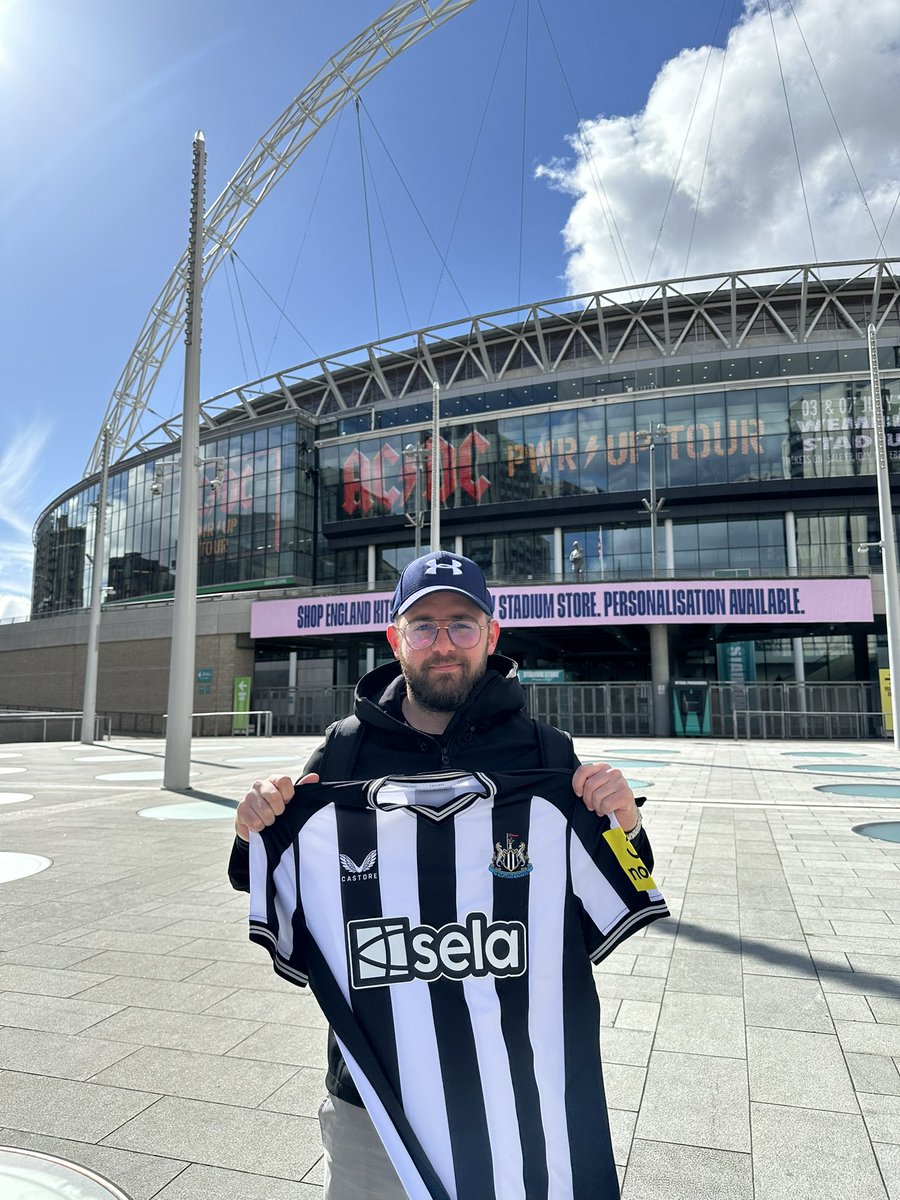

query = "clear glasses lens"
[403,620,483,649]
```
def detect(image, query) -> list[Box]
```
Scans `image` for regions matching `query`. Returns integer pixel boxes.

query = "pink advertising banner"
[251,577,873,638]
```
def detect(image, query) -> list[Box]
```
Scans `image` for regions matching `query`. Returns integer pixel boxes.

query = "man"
[230,551,654,1199]
[569,540,586,579]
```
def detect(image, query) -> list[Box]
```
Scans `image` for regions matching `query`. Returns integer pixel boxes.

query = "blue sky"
[2,0,899,616]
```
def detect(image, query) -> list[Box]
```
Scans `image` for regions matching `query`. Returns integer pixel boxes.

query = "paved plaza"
[0,733,898,1199]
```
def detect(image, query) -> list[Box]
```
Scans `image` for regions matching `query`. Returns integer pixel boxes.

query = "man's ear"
[487,620,501,654]
[386,624,401,659]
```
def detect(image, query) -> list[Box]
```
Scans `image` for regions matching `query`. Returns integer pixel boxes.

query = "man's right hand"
[235,772,319,841]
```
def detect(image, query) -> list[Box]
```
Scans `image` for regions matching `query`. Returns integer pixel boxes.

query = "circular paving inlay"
[784,751,866,758]
[138,801,236,821]
[0,853,52,883]
[0,1145,134,1198]
[852,821,900,844]
[815,783,900,799]
[223,756,302,765]
[94,770,165,781]
[794,763,900,774]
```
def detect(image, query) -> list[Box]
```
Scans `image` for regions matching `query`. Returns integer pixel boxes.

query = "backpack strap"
[534,719,575,769]
[317,714,364,782]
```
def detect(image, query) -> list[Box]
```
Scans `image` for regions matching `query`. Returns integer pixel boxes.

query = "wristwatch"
[624,809,643,841]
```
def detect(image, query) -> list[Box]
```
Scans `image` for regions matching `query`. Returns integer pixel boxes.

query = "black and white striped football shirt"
[248,769,668,1200]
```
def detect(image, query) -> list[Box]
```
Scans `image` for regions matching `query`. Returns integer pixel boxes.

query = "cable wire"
[228,251,261,379]
[224,254,251,382]
[426,0,518,324]
[684,0,739,277]
[787,0,888,259]
[358,94,471,314]
[645,0,731,282]
[263,106,344,373]
[517,0,530,307]
[766,0,818,263]
[358,111,413,331]
[534,0,635,288]
[356,96,381,340]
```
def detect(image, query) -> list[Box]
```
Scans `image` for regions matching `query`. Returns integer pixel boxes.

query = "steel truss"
[118,257,900,455]
[85,0,478,478]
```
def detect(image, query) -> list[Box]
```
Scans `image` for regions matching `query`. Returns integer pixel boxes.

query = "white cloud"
[0,417,54,615]
[538,0,900,292]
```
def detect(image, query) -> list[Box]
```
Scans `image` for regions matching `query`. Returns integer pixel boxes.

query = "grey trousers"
[319,1094,409,1200]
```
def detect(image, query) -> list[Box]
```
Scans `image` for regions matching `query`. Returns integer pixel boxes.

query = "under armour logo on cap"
[424,557,463,576]
[390,551,495,620]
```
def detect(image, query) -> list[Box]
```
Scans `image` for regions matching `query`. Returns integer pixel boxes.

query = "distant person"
[230,551,660,1199]
[569,540,586,579]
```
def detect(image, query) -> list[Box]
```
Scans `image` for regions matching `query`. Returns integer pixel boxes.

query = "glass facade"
[318,377,900,527]
[32,421,314,613]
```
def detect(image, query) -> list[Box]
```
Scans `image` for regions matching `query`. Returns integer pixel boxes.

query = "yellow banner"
[603,827,657,893]
[880,669,892,733]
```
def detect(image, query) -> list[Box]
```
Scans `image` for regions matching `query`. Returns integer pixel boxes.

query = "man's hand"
[235,772,318,841]
[572,762,639,834]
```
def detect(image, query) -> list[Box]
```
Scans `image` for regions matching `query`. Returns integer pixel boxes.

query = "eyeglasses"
[397,619,486,650]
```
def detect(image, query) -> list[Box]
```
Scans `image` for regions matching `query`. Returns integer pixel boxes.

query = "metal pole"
[867,323,900,749]
[414,450,422,557]
[164,132,206,790]
[81,425,111,744]
[430,380,441,552]
[648,438,658,577]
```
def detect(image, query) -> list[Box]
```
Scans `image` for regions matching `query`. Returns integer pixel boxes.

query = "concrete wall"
[0,595,255,719]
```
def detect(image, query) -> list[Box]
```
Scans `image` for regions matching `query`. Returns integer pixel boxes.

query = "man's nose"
[434,625,455,646]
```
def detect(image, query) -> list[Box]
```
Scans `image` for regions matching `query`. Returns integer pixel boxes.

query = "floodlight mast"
[85,0,478,478]
[163,133,206,792]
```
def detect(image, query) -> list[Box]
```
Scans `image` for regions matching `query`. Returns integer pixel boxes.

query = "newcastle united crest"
[489,833,533,880]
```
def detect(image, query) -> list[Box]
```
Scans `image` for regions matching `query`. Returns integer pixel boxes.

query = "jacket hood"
[353,653,526,740]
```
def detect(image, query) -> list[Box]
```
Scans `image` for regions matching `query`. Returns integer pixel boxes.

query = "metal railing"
[162,709,273,737]
[255,680,885,741]
[732,708,887,740]
[0,711,111,743]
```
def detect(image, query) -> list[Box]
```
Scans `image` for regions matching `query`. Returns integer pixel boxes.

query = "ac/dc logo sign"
[341,433,490,517]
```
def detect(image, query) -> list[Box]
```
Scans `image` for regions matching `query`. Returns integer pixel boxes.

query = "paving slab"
[622,1140,753,1200]
[636,1050,750,1151]
[103,1095,323,1180]
[751,1103,888,1200]
[0,1127,187,1200]
[747,1026,858,1112]
[0,1069,159,1141]
[91,1044,299,1106]
[2,733,899,1200]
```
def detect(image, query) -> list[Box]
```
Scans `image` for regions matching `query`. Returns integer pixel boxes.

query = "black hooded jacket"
[228,652,653,1106]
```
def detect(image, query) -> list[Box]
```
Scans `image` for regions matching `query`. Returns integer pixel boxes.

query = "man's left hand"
[572,762,639,834]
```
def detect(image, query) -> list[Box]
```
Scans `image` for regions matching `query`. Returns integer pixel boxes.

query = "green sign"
[196,668,213,684]
[233,676,251,733]
[518,669,566,683]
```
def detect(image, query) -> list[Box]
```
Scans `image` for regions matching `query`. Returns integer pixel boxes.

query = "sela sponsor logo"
[489,833,533,880]
[347,912,527,989]
[340,850,378,882]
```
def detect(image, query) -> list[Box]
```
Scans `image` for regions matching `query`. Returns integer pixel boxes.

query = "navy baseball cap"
[390,552,495,620]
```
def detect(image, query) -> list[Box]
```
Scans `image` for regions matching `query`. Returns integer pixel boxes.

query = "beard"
[400,647,488,713]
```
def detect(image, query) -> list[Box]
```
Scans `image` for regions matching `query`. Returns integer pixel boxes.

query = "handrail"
[733,708,887,741]
[162,709,273,737]
[0,712,111,741]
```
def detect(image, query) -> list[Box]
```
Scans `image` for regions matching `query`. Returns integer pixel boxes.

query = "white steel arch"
[86,0,478,478]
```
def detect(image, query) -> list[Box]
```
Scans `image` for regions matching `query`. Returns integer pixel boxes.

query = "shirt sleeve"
[568,805,669,964]
[248,829,310,989]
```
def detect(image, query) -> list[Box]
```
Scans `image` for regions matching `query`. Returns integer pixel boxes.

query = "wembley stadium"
[4,256,898,739]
